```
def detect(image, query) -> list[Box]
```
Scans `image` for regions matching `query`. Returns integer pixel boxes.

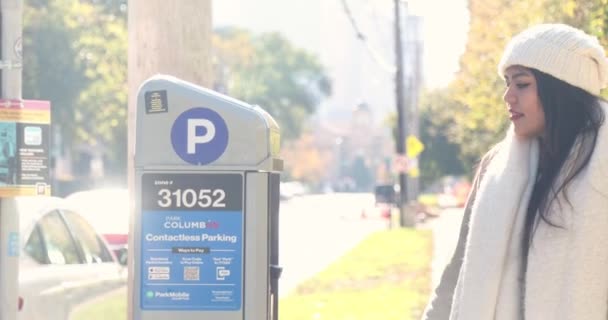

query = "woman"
[422,24,608,320]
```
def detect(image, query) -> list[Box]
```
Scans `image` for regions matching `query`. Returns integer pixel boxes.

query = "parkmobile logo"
[155,291,190,300]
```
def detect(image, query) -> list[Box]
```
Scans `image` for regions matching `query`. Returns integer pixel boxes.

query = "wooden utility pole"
[405,16,423,204]
[394,0,415,227]
[127,1,213,318]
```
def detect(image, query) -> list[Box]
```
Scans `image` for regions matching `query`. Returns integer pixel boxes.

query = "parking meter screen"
[140,173,243,310]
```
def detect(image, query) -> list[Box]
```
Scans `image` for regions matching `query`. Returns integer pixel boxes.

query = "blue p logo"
[171,107,229,165]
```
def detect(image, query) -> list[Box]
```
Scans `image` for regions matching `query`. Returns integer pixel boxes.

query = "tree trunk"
[127,1,213,318]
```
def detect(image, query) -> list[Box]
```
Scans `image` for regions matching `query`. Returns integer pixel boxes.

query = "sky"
[212,0,470,89]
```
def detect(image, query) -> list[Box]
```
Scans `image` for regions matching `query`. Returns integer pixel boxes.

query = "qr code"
[184,266,200,281]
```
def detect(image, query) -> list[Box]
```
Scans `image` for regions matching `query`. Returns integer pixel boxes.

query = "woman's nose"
[503,86,516,104]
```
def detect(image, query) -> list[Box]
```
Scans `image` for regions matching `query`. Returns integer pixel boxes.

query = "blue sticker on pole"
[171,107,229,165]
[140,173,243,311]
[8,232,19,257]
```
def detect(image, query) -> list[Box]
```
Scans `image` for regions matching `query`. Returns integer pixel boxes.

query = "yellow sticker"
[270,129,281,157]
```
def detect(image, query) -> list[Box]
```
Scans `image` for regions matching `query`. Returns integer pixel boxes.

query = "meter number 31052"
[157,188,226,208]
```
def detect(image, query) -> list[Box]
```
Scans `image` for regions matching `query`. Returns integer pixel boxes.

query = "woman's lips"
[509,110,523,121]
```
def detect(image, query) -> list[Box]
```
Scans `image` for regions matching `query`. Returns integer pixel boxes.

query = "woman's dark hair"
[523,68,605,255]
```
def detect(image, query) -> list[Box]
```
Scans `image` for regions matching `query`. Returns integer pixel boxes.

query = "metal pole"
[394,0,414,227]
[269,173,281,320]
[0,0,21,319]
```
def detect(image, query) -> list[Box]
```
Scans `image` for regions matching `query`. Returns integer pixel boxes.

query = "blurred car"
[66,188,129,263]
[374,184,397,205]
[280,181,308,200]
[360,202,392,221]
[16,196,126,320]
[421,175,472,208]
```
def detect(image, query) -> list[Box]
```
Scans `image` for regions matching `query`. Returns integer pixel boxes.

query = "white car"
[16,196,126,320]
[66,188,130,263]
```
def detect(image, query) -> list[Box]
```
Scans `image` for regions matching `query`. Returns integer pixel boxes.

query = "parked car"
[15,196,126,320]
[420,175,472,209]
[280,181,308,200]
[66,188,129,263]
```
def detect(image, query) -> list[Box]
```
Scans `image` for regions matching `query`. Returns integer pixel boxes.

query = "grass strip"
[280,228,432,320]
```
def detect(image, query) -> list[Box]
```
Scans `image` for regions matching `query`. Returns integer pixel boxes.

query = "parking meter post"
[132,75,283,320]
[0,0,21,319]
[268,173,281,320]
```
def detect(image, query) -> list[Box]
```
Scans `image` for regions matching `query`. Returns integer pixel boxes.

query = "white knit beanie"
[498,23,608,95]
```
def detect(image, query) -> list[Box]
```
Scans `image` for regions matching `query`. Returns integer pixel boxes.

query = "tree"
[281,132,333,187]
[349,155,373,192]
[213,27,331,140]
[84,0,127,17]
[418,88,467,188]
[544,0,608,46]
[23,0,127,177]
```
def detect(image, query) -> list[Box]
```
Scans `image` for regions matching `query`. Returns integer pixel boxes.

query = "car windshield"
[68,190,129,235]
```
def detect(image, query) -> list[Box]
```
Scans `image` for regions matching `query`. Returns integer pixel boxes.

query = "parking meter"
[132,75,282,320]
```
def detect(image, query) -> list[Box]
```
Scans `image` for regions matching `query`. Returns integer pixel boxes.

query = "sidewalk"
[419,207,465,289]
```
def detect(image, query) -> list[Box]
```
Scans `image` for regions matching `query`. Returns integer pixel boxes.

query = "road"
[278,193,388,297]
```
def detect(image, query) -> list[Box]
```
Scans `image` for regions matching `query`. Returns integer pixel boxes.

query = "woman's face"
[503,66,545,139]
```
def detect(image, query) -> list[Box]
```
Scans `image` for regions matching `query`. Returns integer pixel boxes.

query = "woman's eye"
[516,83,530,89]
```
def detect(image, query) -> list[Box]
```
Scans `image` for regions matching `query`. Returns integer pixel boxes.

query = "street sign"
[0,99,50,197]
[392,154,409,174]
[406,135,424,158]
[393,155,420,177]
